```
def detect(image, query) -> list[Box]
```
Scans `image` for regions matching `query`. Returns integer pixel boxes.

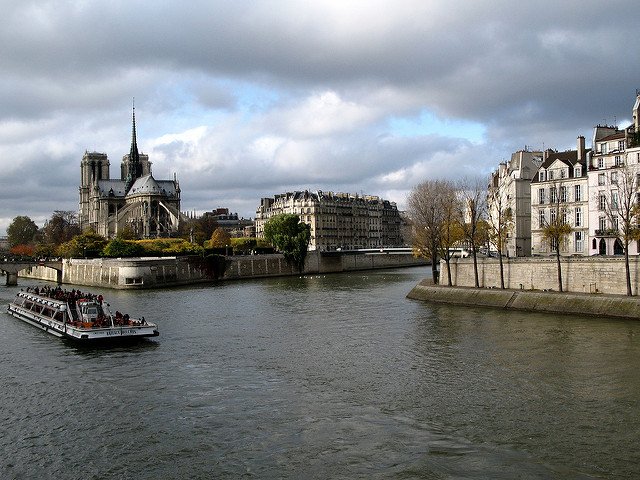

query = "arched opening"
[614,238,624,255]
[599,238,607,255]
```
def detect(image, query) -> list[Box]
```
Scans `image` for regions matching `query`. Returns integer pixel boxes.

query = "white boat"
[7,289,159,342]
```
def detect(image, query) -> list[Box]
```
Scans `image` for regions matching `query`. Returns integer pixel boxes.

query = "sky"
[1,0,639,236]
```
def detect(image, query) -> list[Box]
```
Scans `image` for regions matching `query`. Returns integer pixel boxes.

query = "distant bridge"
[0,260,63,286]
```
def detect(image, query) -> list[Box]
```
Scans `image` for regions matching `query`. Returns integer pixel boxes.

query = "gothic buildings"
[78,107,182,239]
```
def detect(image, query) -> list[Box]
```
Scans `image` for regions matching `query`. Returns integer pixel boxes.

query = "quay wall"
[407,282,640,320]
[442,256,640,295]
[19,251,426,289]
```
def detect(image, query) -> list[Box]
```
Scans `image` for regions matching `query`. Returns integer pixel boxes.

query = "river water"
[1,267,639,479]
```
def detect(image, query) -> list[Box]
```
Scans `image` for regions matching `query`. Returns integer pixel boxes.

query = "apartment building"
[587,93,640,255]
[488,149,543,256]
[255,190,403,251]
[530,137,590,255]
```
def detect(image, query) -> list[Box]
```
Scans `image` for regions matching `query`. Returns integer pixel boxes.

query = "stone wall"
[407,282,640,319]
[442,256,640,295]
[20,251,426,289]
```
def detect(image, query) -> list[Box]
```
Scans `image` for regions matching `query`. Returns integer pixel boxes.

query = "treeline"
[3,211,273,259]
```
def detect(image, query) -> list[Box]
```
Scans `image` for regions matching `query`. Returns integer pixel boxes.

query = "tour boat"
[7,289,159,342]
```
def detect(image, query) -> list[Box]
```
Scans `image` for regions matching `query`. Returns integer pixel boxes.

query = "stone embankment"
[19,251,427,289]
[407,280,640,320]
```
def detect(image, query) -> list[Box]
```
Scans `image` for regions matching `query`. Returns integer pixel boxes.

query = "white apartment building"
[255,190,403,251]
[530,137,590,256]
[488,149,542,256]
[587,93,640,255]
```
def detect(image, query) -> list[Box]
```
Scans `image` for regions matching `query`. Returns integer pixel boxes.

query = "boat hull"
[7,301,159,343]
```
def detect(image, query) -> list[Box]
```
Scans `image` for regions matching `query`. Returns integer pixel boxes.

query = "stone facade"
[255,190,403,251]
[488,149,542,256]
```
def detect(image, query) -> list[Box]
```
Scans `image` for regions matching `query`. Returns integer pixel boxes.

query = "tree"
[407,180,460,284]
[263,213,311,272]
[541,182,572,292]
[7,216,39,248]
[102,238,146,258]
[57,232,108,258]
[10,244,35,257]
[458,178,487,288]
[205,227,232,249]
[180,215,218,245]
[487,169,515,289]
[42,211,81,245]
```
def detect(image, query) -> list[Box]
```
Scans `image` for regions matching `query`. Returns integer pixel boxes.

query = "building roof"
[597,131,625,142]
[128,174,178,197]
[530,149,590,184]
[97,179,127,197]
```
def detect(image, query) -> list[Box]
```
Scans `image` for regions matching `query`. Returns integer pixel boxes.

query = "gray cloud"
[1,0,638,235]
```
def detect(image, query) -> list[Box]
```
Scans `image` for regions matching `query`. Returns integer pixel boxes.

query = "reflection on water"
[1,269,639,479]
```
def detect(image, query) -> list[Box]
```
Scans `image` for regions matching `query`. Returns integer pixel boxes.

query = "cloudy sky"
[1,0,639,235]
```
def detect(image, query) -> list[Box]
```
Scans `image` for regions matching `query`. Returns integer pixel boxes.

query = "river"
[1,267,639,479]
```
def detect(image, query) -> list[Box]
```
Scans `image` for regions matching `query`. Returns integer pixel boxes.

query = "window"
[549,170,554,180]
[598,157,604,169]
[550,187,558,203]
[612,191,619,210]
[599,193,607,210]
[615,155,622,166]
[599,217,607,231]
[613,216,619,231]
[562,210,568,225]
[598,173,606,185]
[539,209,546,227]
[611,171,618,184]
[574,184,581,202]
[561,169,566,179]
[574,166,582,177]
[619,140,626,151]
[575,231,583,252]
[601,143,608,154]
[560,186,567,202]
[539,170,546,181]
[575,207,582,226]
[550,209,557,224]
[538,188,546,204]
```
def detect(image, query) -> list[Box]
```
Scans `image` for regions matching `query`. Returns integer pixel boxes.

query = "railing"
[595,229,619,236]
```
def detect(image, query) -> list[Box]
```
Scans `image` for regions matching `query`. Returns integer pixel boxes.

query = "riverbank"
[407,280,640,320]
[18,251,428,289]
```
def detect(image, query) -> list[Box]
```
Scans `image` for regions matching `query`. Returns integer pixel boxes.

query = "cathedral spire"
[130,98,140,167]
[125,98,142,192]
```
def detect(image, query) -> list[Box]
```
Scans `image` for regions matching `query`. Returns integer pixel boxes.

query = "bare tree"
[487,169,514,289]
[541,182,572,292]
[458,178,487,288]
[407,180,459,284]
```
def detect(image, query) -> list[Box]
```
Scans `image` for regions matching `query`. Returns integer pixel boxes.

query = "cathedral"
[78,106,182,239]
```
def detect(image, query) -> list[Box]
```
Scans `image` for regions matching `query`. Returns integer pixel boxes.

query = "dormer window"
[574,166,582,177]
[539,170,546,181]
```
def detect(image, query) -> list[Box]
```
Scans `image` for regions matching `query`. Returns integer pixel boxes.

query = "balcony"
[595,229,619,237]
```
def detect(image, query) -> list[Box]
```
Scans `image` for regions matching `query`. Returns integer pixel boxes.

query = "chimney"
[577,136,585,161]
